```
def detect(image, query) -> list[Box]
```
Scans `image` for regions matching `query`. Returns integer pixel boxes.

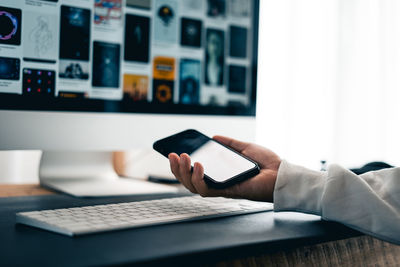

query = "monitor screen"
[0,0,259,116]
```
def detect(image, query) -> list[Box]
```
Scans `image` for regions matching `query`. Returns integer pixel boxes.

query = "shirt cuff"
[273,160,326,215]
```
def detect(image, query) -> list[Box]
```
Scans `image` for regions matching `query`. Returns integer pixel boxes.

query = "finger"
[213,135,250,153]
[179,153,197,193]
[168,153,181,181]
[190,162,210,197]
[191,163,223,197]
[179,153,191,177]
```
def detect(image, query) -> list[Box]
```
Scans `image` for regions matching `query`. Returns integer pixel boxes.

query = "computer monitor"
[0,0,259,196]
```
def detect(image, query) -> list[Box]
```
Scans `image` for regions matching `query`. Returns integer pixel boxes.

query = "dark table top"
[0,193,359,266]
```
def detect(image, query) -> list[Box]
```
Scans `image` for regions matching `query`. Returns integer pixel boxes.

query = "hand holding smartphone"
[153,129,260,188]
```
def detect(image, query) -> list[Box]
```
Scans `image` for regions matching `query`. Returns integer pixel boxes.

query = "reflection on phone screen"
[190,140,256,182]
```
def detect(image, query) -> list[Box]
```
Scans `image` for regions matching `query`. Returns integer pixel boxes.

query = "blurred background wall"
[0,151,41,183]
[1,0,400,183]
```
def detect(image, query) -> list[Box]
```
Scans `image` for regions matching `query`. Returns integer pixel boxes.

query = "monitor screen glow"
[0,0,259,116]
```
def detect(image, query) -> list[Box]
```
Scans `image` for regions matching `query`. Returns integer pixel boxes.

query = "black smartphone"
[153,129,260,189]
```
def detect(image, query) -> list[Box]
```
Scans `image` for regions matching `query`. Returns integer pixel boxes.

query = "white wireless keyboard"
[16,196,273,236]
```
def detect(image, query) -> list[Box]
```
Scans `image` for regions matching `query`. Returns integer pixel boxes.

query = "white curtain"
[256,0,400,169]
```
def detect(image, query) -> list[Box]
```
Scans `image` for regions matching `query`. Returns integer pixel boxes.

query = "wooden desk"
[1,184,399,267]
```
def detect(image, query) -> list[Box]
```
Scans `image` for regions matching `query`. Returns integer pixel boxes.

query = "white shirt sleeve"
[273,160,400,244]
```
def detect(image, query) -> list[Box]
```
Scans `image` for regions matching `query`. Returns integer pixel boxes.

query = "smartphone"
[153,129,260,188]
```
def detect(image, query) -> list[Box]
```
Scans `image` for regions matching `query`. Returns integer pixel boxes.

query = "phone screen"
[154,130,258,183]
[190,140,256,182]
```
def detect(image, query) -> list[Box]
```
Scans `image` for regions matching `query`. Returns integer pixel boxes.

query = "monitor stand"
[39,151,179,197]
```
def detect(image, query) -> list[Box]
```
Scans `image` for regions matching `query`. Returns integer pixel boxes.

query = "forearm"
[273,160,400,244]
